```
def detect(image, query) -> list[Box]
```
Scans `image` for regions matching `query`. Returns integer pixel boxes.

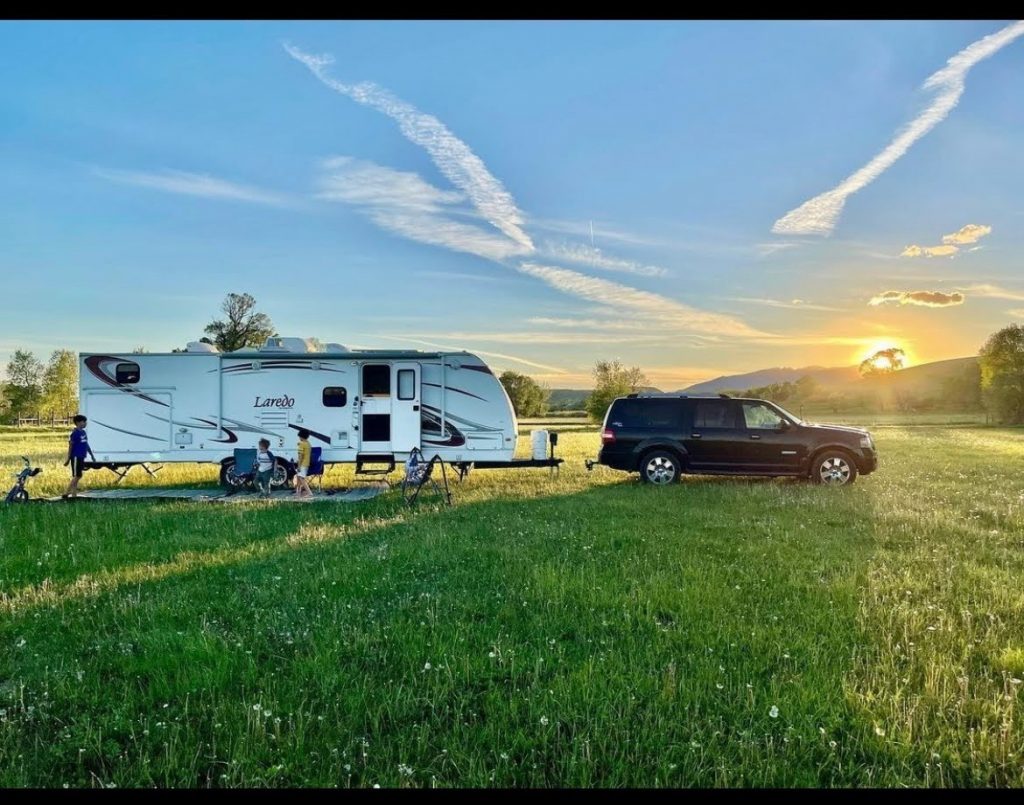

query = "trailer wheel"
[271,459,293,489]
[219,460,248,490]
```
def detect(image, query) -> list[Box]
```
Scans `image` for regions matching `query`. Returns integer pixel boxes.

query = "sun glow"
[856,339,914,368]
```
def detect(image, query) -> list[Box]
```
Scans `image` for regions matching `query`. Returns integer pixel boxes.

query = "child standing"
[294,429,313,499]
[62,414,96,499]
[255,438,275,498]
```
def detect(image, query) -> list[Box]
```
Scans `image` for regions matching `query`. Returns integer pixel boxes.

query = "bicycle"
[5,456,42,503]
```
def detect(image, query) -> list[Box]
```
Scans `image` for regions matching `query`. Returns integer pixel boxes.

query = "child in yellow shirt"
[294,429,313,499]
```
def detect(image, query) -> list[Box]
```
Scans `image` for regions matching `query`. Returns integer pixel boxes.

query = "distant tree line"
[1,349,78,425]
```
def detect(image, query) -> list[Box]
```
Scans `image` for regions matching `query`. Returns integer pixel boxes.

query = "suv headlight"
[859,434,873,449]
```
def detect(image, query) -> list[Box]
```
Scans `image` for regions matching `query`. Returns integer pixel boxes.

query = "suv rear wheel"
[640,450,681,485]
[811,450,858,486]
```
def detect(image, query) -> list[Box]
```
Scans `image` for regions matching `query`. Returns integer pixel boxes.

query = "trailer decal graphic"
[286,424,332,445]
[92,420,167,442]
[421,382,487,401]
[84,356,171,407]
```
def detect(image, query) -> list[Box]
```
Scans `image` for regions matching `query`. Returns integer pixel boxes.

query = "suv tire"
[811,450,858,486]
[639,450,682,485]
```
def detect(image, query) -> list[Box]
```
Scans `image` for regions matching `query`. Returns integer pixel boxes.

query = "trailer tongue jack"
[453,431,563,481]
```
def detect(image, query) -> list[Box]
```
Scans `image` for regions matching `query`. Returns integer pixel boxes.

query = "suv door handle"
[690,433,702,439]
[750,434,761,440]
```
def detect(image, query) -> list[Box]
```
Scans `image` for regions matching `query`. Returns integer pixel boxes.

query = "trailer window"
[116,362,141,384]
[362,364,390,396]
[322,387,347,408]
[397,369,415,400]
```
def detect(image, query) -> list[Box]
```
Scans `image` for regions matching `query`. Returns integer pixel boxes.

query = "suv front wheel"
[811,450,858,486]
[639,450,682,485]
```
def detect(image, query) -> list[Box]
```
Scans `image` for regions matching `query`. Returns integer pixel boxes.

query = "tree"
[585,360,649,422]
[4,350,43,422]
[499,371,549,418]
[39,350,78,420]
[131,347,149,354]
[980,325,1024,424]
[203,293,276,353]
[859,348,905,377]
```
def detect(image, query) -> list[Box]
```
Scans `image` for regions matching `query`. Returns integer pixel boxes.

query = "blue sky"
[2,20,1023,388]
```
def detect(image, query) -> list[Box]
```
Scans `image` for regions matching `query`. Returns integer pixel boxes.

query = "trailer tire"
[271,459,293,489]
[219,459,248,490]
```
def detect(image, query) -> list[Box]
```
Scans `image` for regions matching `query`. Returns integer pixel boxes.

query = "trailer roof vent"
[186,341,219,353]
[260,337,309,353]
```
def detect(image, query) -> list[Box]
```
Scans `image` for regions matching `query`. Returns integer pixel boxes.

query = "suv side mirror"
[776,419,791,431]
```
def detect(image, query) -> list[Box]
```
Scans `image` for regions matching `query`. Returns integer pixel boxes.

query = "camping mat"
[42,486,386,503]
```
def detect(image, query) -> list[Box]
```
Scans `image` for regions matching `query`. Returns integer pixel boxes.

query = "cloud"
[900,223,992,258]
[957,283,1024,302]
[772,21,1024,236]
[95,168,289,206]
[541,242,668,277]
[869,290,965,307]
[517,262,766,337]
[1010,309,1024,319]
[900,244,959,258]
[287,43,769,345]
[285,43,534,251]
[372,334,565,373]
[316,158,531,261]
[727,297,842,312]
[942,223,992,244]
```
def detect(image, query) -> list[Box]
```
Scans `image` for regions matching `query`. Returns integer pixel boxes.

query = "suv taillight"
[601,428,616,444]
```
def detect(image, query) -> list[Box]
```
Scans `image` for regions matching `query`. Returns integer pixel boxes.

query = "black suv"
[597,394,877,486]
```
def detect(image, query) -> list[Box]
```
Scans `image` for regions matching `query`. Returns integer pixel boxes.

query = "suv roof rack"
[625,392,735,400]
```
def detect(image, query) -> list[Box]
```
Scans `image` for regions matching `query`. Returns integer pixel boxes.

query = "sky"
[2,20,1023,389]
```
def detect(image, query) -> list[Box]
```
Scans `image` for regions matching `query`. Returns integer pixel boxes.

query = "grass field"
[1,424,1023,787]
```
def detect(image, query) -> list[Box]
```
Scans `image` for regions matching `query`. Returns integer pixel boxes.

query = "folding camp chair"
[226,448,258,494]
[308,446,325,492]
[401,448,452,507]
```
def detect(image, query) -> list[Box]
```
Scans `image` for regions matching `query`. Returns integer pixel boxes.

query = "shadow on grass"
[0,477,887,787]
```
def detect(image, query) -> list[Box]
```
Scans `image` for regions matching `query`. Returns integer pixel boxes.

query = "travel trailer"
[79,338,520,487]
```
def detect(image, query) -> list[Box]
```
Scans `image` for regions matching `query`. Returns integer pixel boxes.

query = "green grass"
[0,426,1022,787]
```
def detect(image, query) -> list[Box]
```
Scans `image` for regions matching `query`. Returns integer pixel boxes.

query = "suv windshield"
[769,402,802,424]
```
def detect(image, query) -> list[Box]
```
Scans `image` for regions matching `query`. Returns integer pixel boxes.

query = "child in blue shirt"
[62,414,96,499]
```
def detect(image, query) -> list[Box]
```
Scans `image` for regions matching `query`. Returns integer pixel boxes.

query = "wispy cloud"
[869,290,965,307]
[772,21,1024,236]
[517,262,765,337]
[957,283,1024,302]
[316,157,531,261]
[1009,309,1024,318]
[942,223,992,245]
[286,43,771,347]
[372,334,565,373]
[900,244,959,258]
[541,242,668,277]
[285,43,534,251]
[95,168,289,206]
[727,297,842,312]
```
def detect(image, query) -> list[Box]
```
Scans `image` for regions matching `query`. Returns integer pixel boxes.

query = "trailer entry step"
[356,454,396,475]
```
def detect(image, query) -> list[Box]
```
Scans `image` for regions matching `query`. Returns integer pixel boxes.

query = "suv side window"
[609,399,683,429]
[741,402,785,430]
[692,400,737,429]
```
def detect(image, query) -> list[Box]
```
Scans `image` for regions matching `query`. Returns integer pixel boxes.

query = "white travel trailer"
[79,338,520,487]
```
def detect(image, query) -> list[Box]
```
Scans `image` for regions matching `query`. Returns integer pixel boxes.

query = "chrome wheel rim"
[645,456,677,485]
[271,462,290,488]
[818,456,852,485]
[224,465,247,488]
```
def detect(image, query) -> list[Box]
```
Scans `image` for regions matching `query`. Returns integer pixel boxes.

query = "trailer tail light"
[601,428,616,444]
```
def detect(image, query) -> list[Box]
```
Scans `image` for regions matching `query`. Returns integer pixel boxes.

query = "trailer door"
[391,362,421,452]
[359,364,392,453]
